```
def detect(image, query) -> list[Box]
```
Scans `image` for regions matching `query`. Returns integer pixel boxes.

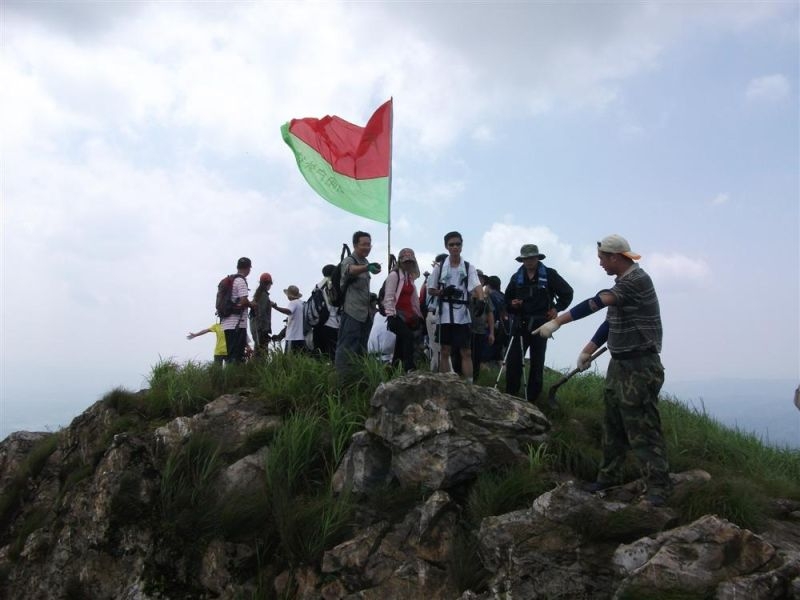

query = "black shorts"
[437,323,471,350]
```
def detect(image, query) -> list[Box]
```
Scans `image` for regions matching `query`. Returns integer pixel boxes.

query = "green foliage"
[262,410,358,564]
[56,461,94,508]
[238,428,277,458]
[102,386,144,414]
[364,482,429,522]
[566,503,669,544]
[147,358,216,417]
[271,490,355,566]
[350,354,403,391]
[99,415,143,450]
[265,411,326,497]
[449,527,490,594]
[545,428,602,482]
[670,477,767,531]
[215,489,274,543]
[160,433,224,538]
[25,433,60,478]
[464,460,555,528]
[110,470,150,527]
[63,575,91,600]
[254,352,332,414]
[17,349,797,593]
[8,507,50,561]
[616,585,711,600]
[662,397,800,499]
[325,391,364,475]
[0,433,59,532]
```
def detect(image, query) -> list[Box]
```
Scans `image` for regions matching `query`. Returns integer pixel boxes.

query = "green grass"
[147,358,218,417]
[253,352,333,414]
[531,370,800,528]
[159,433,224,538]
[464,460,555,528]
[12,351,794,593]
[0,433,59,535]
[7,507,50,561]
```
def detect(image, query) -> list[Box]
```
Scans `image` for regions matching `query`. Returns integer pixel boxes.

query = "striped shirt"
[607,264,662,354]
[221,276,249,330]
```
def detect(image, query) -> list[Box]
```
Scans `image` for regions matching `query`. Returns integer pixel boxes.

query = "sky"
[2,1,798,438]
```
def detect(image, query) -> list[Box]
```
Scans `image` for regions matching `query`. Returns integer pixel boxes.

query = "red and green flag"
[281,99,392,224]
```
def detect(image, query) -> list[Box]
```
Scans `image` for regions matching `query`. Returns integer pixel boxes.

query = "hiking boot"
[642,494,667,507]
[582,481,613,494]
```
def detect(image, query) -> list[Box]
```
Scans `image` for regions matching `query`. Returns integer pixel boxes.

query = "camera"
[440,285,462,301]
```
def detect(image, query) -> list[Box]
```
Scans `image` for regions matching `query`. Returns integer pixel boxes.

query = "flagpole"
[387,97,393,268]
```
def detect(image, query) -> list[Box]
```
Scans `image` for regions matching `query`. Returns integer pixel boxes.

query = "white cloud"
[745,74,790,103]
[647,254,711,289]
[475,223,596,289]
[2,1,797,438]
[471,125,495,143]
[711,192,730,206]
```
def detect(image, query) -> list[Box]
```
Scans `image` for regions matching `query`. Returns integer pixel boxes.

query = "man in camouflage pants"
[536,234,671,506]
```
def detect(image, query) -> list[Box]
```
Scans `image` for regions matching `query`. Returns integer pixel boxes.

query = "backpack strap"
[339,243,353,294]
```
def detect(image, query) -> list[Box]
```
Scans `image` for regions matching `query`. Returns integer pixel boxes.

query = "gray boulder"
[336,373,549,491]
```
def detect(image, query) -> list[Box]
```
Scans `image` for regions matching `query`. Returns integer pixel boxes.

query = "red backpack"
[215,274,245,319]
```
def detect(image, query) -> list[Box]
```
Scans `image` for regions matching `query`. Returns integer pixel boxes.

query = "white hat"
[597,234,641,260]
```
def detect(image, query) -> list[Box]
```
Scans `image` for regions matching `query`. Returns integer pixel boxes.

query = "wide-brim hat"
[397,247,420,278]
[284,285,302,300]
[597,234,641,260]
[516,244,546,262]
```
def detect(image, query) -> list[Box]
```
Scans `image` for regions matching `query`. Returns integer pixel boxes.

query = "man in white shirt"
[283,285,306,353]
[427,231,484,382]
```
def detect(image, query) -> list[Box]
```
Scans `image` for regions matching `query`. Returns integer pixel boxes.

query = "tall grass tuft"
[264,409,355,565]
[464,459,554,528]
[325,391,365,475]
[0,433,59,532]
[147,358,215,417]
[254,352,332,414]
[272,490,355,566]
[160,433,223,537]
[450,526,490,594]
[102,386,144,415]
[670,477,768,531]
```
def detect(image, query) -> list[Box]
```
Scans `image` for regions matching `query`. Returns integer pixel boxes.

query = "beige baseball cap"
[597,234,641,260]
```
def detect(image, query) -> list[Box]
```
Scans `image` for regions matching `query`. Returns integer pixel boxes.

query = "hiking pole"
[494,317,527,393]
[546,346,608,409]
[521,332,529,402]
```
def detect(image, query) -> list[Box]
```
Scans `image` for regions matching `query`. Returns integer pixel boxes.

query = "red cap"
[259,272,273,283]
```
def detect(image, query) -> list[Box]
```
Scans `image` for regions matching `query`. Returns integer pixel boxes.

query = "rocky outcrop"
[2,373,800,599]
[335,373,549,492]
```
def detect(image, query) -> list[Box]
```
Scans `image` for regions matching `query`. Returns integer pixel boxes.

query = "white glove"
[577,351,592,372]
[537,319,560,338]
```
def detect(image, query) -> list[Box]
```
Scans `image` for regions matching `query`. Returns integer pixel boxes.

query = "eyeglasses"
[447,242,462,248]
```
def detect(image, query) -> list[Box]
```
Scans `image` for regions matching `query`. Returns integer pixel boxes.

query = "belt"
[610,349,657,360]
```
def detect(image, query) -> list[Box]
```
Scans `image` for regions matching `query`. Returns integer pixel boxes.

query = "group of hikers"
[187,229,672,506]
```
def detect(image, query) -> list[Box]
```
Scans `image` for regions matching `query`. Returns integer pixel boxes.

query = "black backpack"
[328,244,352,308]
[215,274,245,319]
[304,285,331,331]
[377,254,398,317]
